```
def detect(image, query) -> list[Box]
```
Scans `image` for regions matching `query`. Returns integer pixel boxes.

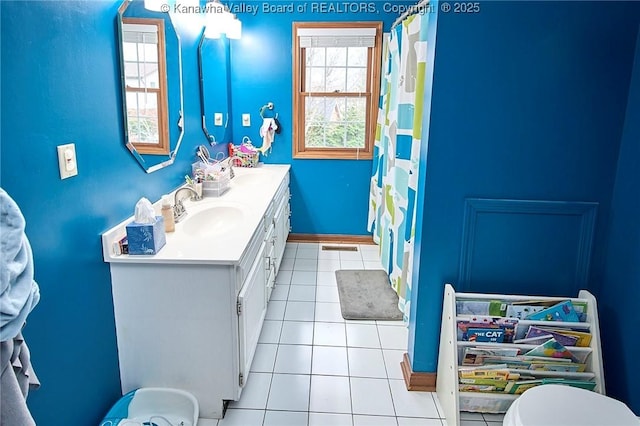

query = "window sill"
[293,149,373,160]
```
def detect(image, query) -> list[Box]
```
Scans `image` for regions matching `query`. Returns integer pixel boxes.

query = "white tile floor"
[201,242,505,426]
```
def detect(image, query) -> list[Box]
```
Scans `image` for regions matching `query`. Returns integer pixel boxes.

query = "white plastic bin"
[100,387,198,426]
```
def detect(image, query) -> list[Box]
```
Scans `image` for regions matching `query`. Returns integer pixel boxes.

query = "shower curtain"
[368,12,429,321]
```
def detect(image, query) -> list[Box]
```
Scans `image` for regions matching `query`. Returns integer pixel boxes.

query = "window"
[122,18,169,155]
[293,22,382,159]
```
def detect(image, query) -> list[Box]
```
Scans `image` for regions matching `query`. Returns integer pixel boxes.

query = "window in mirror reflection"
[122,18,169,155]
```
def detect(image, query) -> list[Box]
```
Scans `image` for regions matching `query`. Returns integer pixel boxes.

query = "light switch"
[57,143,78,179]
[242,113,251,127]
[214,113,223,126]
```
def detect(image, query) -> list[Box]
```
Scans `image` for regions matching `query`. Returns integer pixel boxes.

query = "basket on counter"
[229,137,259,168]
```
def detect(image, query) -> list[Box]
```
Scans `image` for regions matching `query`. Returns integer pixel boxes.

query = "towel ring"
[259,102,275,118]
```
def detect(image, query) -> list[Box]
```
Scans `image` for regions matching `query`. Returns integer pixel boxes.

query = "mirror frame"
[197,30,232,147]
[117,0,185,173]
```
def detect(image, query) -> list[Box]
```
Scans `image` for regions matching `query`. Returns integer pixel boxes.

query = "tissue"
[126,197,166,255]
[134,197,156,224]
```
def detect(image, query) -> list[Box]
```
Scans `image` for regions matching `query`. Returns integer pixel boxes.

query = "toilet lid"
[513,384,639,426]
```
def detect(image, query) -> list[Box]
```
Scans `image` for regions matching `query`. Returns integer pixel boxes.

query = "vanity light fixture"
[225,16,242,39]
[204,0,242,39]
[143,0,164,11]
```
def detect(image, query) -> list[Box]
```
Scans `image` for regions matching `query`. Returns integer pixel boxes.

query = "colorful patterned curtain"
[368,13,429,321]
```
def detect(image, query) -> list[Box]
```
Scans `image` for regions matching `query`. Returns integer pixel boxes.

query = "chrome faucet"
[173,186,202,223]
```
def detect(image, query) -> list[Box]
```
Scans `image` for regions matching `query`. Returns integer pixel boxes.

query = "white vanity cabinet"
[102,166,290,420]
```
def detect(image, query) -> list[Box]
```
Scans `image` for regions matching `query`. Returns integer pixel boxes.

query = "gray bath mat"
[335,270,403,320]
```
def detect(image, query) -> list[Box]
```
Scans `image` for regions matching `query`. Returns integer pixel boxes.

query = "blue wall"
[407,0,640,414]
[227,4,414,235]
[600,26,640,413]
[0,1,211,423]
[0,1,411,423]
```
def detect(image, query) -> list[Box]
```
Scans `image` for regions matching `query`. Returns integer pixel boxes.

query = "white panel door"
[237,241,267,387]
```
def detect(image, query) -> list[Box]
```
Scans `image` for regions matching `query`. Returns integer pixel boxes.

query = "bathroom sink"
[181,205,245,238]
[232,170,271,186]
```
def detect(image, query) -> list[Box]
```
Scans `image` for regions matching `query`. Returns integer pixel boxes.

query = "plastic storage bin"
[202,173,230,197]
[192,160,231,197]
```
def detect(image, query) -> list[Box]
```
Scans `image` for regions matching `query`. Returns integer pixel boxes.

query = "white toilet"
[503,384,639,426]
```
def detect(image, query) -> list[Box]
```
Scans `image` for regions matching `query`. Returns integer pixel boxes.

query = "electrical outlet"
[214,113,223,126]
[57,143,78,179]
[242,113,251,127]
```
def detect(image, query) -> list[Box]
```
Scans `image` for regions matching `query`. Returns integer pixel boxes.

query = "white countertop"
[101,164,290,265]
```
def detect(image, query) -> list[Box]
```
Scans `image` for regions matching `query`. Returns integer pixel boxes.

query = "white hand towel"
[258,118,278,155]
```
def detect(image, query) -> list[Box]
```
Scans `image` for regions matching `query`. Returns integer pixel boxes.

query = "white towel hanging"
[258,118,278,155]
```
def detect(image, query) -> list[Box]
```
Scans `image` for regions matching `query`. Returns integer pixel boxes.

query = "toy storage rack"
[436,284,605,426]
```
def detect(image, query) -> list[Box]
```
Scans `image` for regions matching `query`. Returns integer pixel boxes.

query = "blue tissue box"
[125,216,166,255]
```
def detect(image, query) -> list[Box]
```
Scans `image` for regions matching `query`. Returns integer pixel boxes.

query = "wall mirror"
[198,32,232,147]
[117,0,184,173]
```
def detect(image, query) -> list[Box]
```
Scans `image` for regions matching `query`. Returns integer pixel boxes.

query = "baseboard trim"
[288,233,375,245]
[401,353,437,391]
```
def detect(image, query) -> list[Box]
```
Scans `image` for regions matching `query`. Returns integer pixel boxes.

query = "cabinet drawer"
[274,177,289,207]
[274,190,288,219]
[264,200,276,232]
[239,219,265,288]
